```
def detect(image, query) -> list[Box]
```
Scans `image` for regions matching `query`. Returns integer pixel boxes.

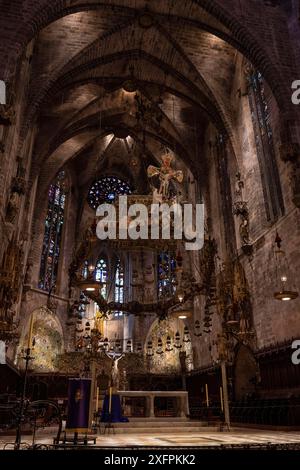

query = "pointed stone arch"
[18,306,64,372]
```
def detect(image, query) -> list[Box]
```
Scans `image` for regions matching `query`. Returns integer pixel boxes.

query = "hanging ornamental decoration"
[147,153,183,200]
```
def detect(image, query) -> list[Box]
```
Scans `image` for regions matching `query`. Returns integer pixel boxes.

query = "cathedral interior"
[0,0,300,451]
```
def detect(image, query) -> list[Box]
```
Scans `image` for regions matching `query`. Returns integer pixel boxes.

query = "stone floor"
[2,429,300,449]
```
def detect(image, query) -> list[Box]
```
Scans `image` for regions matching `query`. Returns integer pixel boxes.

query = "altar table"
[117,390,189,418]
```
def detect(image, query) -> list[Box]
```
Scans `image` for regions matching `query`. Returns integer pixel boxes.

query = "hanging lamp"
[273,232,298,301]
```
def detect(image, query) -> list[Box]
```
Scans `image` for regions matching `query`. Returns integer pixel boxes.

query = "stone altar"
[117,390,189,418]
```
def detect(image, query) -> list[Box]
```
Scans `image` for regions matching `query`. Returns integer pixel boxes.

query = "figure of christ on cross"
[105,351,125,391]
[147,153,183,199]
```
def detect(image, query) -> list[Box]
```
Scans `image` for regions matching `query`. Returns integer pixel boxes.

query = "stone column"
[177,395,188,418]
[88,359,97,428]
[183,394,190,417]
[123,313,134,352]
[148,394,155,418]
[221,361,231,430]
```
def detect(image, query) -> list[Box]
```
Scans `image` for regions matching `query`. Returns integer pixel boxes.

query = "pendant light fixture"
[174,331,182,349]
[156,337,164,355]
[273,232,298,301]
[183,326,191,343]
[165,336,173,352]
[147,340,154,357]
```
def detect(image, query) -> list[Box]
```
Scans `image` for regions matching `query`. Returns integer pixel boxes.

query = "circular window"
[87,176,132,210]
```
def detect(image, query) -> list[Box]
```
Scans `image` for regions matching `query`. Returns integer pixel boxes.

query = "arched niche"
[17,306,64,372]
[145,317,194,375]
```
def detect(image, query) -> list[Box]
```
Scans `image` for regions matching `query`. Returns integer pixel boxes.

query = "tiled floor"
[2,429,300,448]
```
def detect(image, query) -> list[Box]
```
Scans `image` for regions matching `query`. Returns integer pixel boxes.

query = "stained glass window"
[87,176,132,210]
[114,258,124,317]
[38,171,67,291]
[248,71,284,221]
[95,257,108,298]
[82,260,89,279]
[158,252,176,298]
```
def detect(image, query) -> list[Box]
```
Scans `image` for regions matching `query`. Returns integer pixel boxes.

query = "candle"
[205,383,209,407]
[27,314,34,350]
[220,386,224,412]
[96,386,99,412]
[108,386,112,414]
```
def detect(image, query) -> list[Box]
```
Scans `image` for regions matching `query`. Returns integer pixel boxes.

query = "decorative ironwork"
[134,92,163,130]
[273,232,298,301]
[216,259,255,345]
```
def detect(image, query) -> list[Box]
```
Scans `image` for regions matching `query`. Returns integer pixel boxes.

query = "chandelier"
[215,258,255,343]
[146,328,191,357]
[69,148,223,357]
[76,318,143,356]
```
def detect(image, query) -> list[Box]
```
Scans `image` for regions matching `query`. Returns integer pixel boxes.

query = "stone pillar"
[148,394,155,418]
[177,395,189,418]
[221,361,231,430]
[123,314,134,352]
[183,394,190,417]
[88,359,97,428]
[178,397,184,418]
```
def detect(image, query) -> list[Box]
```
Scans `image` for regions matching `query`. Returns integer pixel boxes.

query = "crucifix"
[147,153,183,199]
[105,351,124,391]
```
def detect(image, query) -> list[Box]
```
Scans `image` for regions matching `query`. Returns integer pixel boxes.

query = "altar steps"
[102,419,220,434]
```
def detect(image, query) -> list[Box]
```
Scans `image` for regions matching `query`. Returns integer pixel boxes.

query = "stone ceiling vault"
[0,1,294,193]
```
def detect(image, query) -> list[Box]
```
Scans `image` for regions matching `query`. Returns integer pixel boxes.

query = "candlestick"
[27,313,34,350]
[108,386,112,414]
[220,386,224,412]
[96,386,99,412]
[15,348,32,449]
[205,383,209,407]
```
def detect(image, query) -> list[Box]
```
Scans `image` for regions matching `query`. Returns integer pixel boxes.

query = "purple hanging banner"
[66,378,91,432]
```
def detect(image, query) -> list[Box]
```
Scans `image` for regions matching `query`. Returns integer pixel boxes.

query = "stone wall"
[0,1,299,381]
